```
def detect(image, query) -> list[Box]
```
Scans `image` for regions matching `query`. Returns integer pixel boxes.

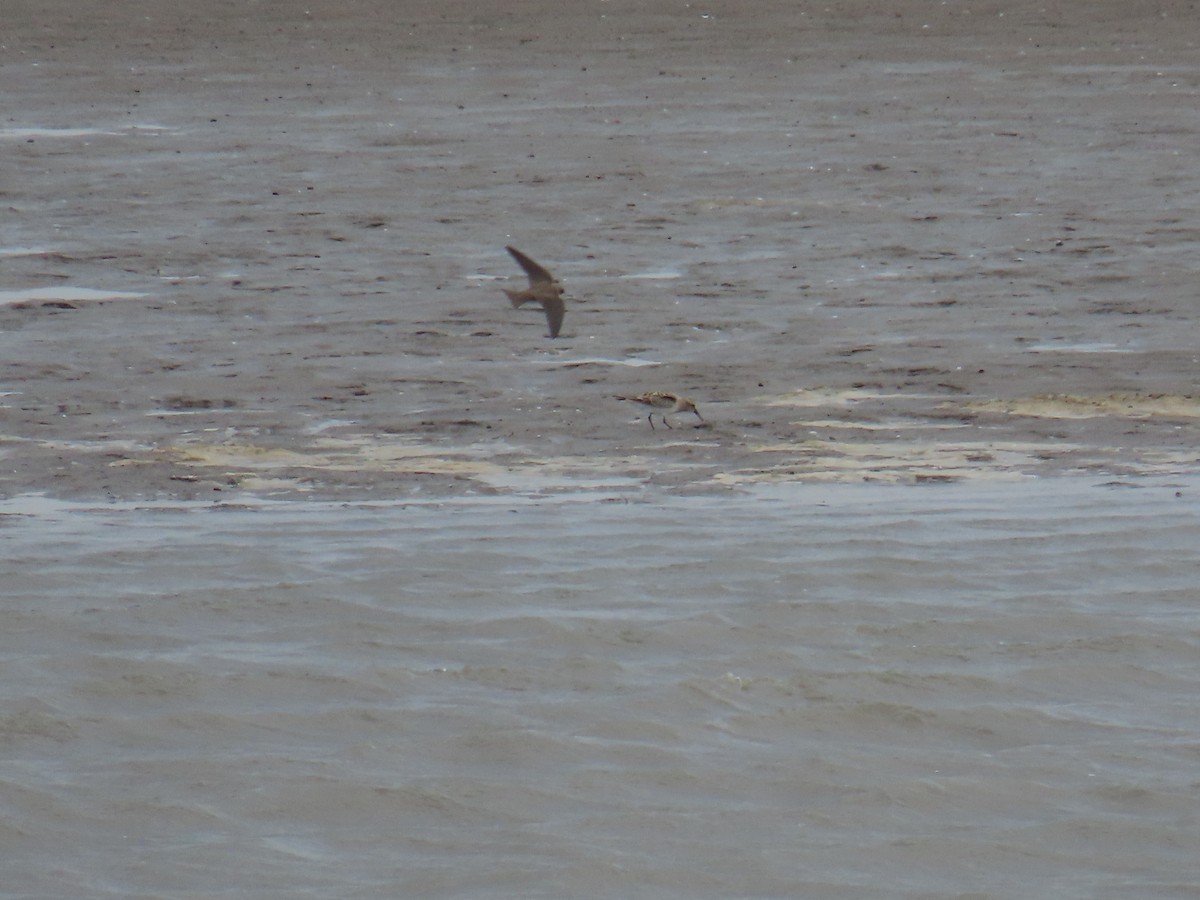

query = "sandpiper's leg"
[663,416,673,429]
[647,413,655,430]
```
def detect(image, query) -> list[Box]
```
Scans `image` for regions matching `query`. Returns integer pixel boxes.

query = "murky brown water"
[3,477,1198,898]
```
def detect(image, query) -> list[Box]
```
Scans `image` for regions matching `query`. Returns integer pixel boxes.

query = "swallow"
[503,245,565,338]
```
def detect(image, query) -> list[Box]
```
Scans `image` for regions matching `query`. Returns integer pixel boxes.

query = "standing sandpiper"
[502,246,565,338]
[618,392,704,430]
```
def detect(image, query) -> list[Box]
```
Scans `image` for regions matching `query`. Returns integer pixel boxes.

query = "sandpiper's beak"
[693,408,704,421]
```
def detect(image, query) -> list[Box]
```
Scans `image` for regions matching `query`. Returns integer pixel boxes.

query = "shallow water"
[3,476,1198,898]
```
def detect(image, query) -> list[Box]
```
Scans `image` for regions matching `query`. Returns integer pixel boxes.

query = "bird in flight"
[502,245,565,338]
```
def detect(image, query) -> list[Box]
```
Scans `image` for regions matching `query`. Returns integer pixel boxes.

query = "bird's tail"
[503,289,528,309]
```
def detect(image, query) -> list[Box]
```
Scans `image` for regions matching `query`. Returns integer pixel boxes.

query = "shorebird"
[502,245,565,338]
[618,391,703,430]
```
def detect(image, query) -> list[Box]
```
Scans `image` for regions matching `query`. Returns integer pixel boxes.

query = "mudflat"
[3,0,1197,500]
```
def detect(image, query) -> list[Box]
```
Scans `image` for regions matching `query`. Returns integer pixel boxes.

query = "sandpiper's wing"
[542,295,565,338]
[637,391,672,407]
[506,245,556,287]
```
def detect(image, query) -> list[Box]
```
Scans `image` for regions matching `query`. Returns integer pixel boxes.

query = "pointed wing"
[542,296,565,338]
[506,245,556,287]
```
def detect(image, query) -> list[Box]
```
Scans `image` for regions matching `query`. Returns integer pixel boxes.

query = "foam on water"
[620,269,684,279]
[544,357,663,367]
[0,125,177,139]
[0,127,118,138]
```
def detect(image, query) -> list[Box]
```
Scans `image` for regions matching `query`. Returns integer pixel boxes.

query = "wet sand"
[2,0,1199,500]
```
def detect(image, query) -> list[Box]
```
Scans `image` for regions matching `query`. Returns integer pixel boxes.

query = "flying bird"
[503,245,565,338]
[618,392,704,430]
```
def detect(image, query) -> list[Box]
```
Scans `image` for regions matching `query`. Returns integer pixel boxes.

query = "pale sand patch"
[971,394,1200,420]
[758,388,954,408]
[790,418,972,431]
[167,441,508,478]
[161,438,675,494]
[727,439,1051,484]
[170,445,336,469]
